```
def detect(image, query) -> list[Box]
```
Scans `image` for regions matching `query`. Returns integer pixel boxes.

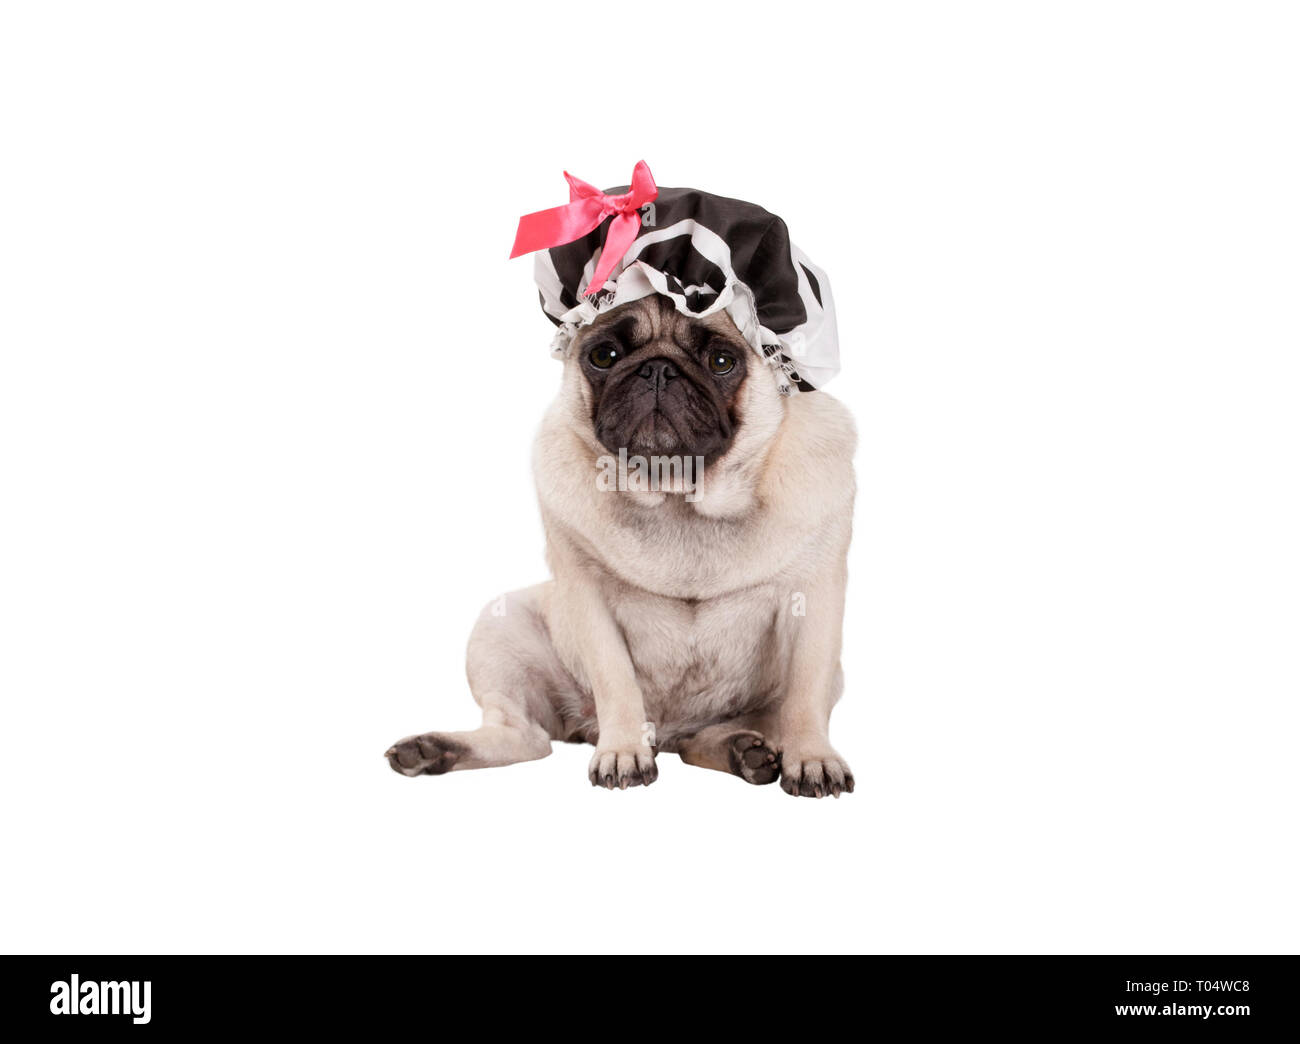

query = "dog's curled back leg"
[386,584,570,777]
[674,717,782,786]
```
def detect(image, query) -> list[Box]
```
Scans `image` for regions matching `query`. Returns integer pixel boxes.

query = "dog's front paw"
[588,746,658,790]
[780,749,854,798]
[386,733,466,777]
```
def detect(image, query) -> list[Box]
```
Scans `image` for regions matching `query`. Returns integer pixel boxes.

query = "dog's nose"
[636,358,679,388]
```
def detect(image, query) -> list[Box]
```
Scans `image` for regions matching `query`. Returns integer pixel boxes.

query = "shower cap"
[510,161,840,394]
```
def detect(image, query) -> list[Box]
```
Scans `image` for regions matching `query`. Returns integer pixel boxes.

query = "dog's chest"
[608,581,788,729]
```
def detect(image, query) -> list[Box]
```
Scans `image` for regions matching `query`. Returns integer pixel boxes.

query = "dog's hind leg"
[385,701,552,776]
[386,584,572,777]
[672,715,782,786]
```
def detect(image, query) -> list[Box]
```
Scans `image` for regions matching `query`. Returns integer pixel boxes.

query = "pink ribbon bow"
[510,161,658,297]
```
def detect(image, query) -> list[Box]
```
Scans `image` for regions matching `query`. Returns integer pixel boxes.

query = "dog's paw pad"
[386,733,464,777]
[780,752,854,798]
[726,730,781,785]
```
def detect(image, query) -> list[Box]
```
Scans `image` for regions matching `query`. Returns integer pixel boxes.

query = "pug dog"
[386,293,855,796]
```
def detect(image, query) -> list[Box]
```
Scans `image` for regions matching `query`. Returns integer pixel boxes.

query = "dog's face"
[571,296,751,464]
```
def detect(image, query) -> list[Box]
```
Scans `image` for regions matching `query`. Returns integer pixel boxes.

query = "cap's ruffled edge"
[546,260,809,397]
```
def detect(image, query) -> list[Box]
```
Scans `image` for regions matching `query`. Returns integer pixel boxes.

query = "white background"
[2,1,1297,955]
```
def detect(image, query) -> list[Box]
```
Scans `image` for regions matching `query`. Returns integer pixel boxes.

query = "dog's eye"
[589,343,620,369]
[708,351,736,375]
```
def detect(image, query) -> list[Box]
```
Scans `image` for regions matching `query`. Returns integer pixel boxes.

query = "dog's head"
[567,295,759,464]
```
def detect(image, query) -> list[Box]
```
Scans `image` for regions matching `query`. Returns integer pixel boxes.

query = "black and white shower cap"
[510,162,840,394]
